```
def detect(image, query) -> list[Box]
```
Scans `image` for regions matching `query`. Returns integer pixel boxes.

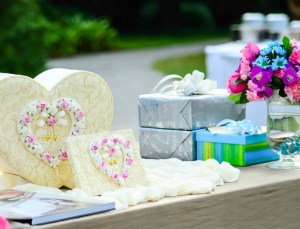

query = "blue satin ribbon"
[216,119,261,135]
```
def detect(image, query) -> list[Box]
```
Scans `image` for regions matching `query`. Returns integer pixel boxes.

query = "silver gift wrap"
[138,93,245,130]
[139,127,196,161]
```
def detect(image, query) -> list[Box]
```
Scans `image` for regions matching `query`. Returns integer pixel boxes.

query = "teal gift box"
[196,130,279,166]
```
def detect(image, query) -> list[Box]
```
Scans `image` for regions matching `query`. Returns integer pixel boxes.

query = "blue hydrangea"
[271,56,288,70]
[266,41,282,48]
[273,46,287,56]
[260,47,272,56]
[253,55,271,69]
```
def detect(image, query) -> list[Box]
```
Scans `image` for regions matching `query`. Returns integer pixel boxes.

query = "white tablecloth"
[205,42,267,126]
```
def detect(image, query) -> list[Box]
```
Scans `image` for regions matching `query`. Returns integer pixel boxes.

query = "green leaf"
[279,87,287,97]
[235,78,243,84]
[282,36,292,55]
[228,92,248,104]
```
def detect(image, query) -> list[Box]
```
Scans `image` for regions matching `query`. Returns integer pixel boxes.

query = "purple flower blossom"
[249,66,272,87]
[282,68,298,85]
[255,85,274,98]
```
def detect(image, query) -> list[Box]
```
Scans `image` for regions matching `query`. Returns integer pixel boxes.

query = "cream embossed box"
[66,129,149,196]
[0,68,113,188]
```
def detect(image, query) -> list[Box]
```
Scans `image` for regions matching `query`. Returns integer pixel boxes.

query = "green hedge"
[0,1,118,77]
[0,0,49,77]
[47,15,118,57]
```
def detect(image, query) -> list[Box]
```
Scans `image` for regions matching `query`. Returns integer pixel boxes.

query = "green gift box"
[196,130,279,166]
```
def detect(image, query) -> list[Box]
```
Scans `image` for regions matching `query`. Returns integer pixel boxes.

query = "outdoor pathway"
[47,39,228,137]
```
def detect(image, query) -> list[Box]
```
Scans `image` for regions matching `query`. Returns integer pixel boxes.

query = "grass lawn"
[152,52,206,77]
[116,32,228,77]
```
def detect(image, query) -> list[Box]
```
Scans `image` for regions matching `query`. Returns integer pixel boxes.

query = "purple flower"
[255,85,274,98]
[282,68,298,85]
[249,66,272,87]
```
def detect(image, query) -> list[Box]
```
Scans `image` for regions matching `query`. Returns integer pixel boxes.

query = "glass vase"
[266,91,300,169]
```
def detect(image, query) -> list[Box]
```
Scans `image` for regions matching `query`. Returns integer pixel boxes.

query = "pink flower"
[284,80,300,101]
[60,100,69,110]
[46,116,58,126]
[124,140,131,148]
[22,114,31,125]
[246,90,264,102]
[0,215,11,229]
[122,171,128,179]
[227,72,247,94]
[289,49,300,65]
[109,147,116,155]
[240,58,251,78]
[59,151,68,160]
[101,138,108,145]
[76,110,85,119]
[126,157,134,165]
[37,102,47,111]
[112,137,119,144]
[112,173,119,181]
[91,145,99,152]
[43,151,52,162]
[100,161,106,169]
[240,42,260,62]
[274,68,285,78]
[26,135,35,144]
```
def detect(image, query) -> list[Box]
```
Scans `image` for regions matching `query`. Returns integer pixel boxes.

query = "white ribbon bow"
[151,70,217,96]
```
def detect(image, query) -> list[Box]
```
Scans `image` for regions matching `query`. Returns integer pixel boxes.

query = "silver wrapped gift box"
[138,93,245,130]
[139,127,196,161]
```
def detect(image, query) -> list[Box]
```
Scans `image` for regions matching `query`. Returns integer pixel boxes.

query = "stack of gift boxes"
[138,92,279,166]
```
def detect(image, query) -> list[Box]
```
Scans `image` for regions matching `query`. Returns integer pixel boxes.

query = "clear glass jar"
[266,91,300,169]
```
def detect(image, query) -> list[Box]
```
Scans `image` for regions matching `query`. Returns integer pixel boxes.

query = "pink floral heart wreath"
[18,98,85,168]
[89,135,134,186]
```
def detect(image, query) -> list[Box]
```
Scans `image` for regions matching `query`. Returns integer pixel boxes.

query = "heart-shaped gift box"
[0,68,113,188]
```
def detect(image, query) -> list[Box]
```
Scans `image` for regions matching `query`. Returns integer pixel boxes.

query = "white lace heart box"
[66,129,149,196]
[0,68,114,188]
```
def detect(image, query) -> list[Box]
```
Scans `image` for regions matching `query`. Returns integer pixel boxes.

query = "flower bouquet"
[227,36,300,169]
[227,36,300,104]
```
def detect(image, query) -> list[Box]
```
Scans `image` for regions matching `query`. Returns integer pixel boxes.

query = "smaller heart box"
[66,129,149,196]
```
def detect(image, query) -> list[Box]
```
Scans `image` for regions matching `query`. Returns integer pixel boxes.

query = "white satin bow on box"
[151,70,218,96]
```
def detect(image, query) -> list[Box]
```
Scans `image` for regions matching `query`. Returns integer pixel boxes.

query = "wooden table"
[15,163,300,229]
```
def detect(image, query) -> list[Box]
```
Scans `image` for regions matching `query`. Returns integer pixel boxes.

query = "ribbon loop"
[151,70,217,96]
[209,119,262,135]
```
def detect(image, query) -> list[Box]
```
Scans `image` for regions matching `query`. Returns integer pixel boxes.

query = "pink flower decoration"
[109,147,116,155]
[240,42,260,62]
[126,157,134,165]
[22,114,31,125]
[26,135,35,144]
[37,102,47,111]
[122,171,128,179]
[289,49,300,65]
[246,90,264,102]
[91,145,99,152]
[60,100,69,110]
[43,151,52,162]
[274,68,285,78]
[227,72,247,94]
[0,215,11,229]
[284,80,300,101]
[112,137,119,144]
[59,151,68,160]
[124,140,131,148]
[76,110,85,119]
[100,161,106,169]
[240,58,251,78]
[101,138,108,145]
[112,173,119,181]
[46,116,58,126]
